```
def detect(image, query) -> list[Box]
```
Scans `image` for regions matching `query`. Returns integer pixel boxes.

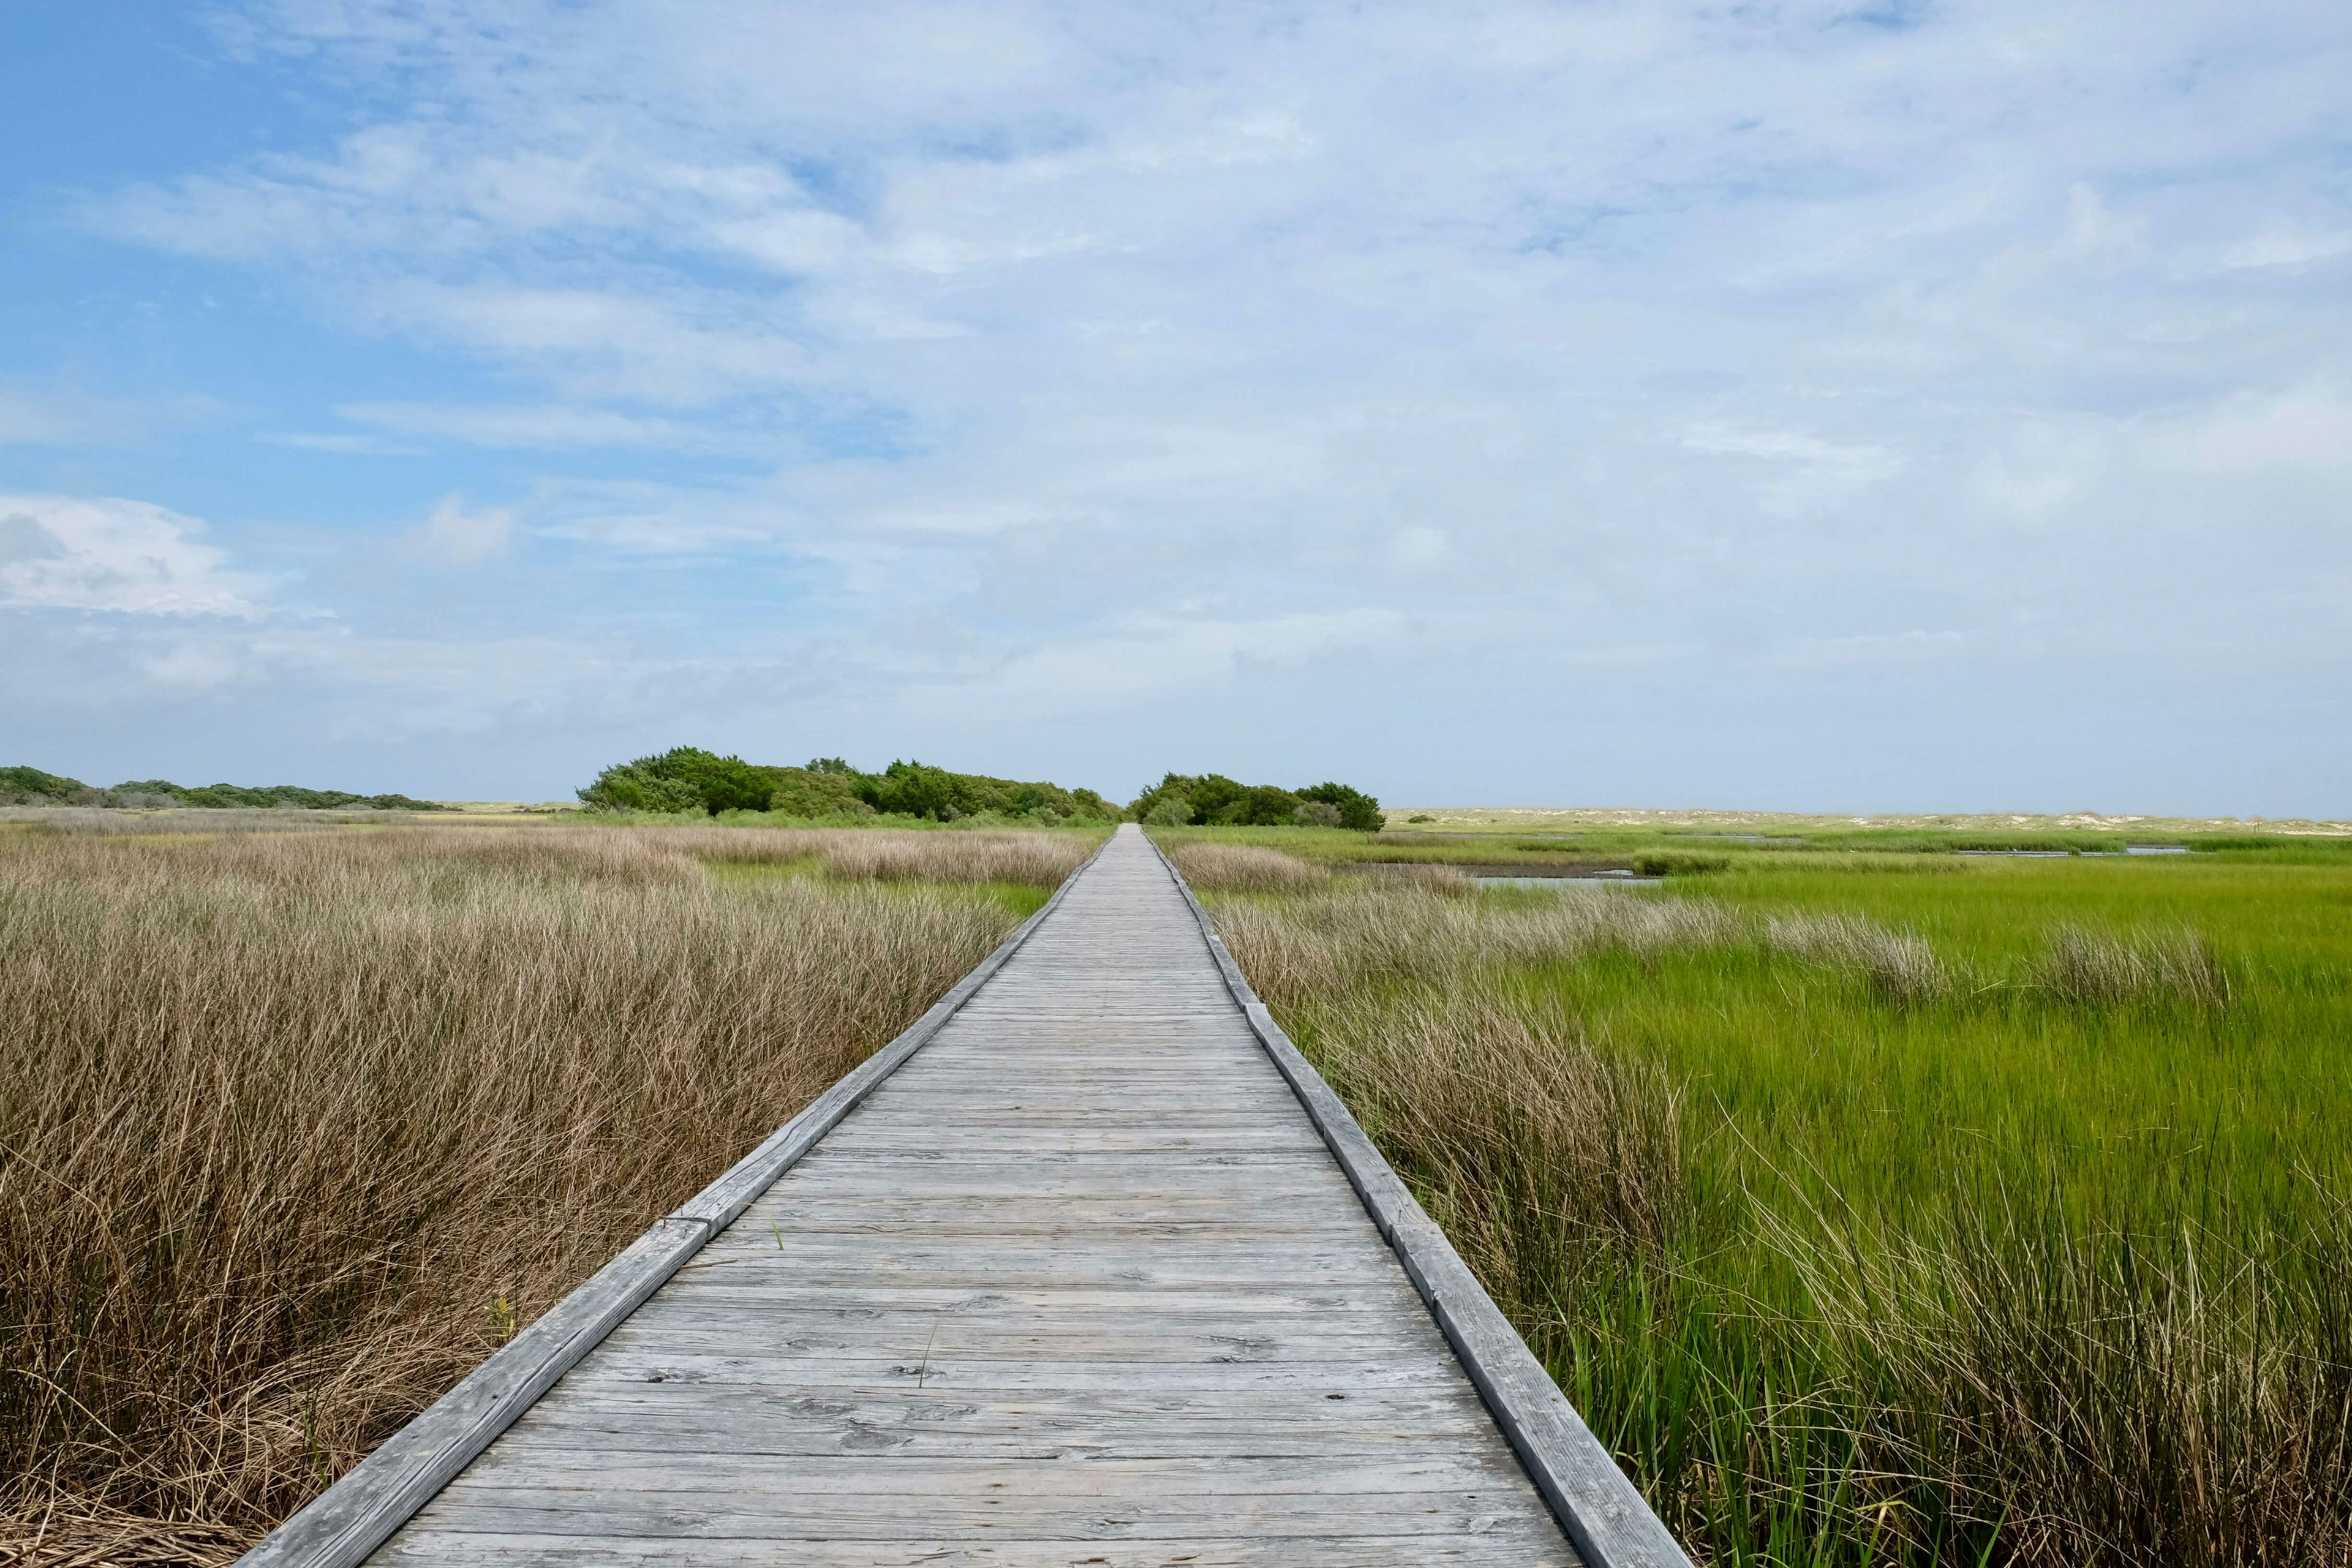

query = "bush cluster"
[1,765,444,812]
[1128,772,1384,831]
[576,748,1121,824]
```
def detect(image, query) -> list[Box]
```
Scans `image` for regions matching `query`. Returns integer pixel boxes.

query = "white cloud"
[340,402,713,450]
[21,0,2352,810]
[143,640,242,689]
[0,393,86,446]
[2217,227,2352,273]
[1780,629,1968,668]
[1388,527,1449,570]
[965,607,1412,712]
[417,494,515,563]
[1972,422,2109,518]
[0,496,266,616]
[2179,388,2352,471]
[260,431,426,455]
[1681,422,1907,515]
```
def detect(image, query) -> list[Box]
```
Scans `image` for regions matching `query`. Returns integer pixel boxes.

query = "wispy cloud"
[337,402,720,451]
[9,0,2350,809]
[415,494,515,564]
[2176,386,2352,470]
[2215,227,2352,273]
[1680,422,1907,515]
[0,496,268,617]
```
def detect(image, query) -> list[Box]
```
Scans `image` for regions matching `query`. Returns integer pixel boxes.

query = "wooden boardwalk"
[251,826,1687,1568]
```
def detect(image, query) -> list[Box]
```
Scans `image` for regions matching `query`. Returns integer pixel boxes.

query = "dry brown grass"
[1165,842,1329,894]
[2037,922,2231,1009]
[0,807,416,834]
[0,826,1031,1568]
[685,825,1098,886]
[1303,986,1686,1285]
[1215,879,1739,1006]
[1767,911,1953,1003]
[1349,863,1478,895]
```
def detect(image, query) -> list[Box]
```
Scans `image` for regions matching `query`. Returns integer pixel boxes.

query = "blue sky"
[4,1,2348,812]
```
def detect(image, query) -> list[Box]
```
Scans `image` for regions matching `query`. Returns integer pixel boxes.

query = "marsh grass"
[0,826,1036,1567]
[1213,880,1740,1001]
[1768,912,1953,1004]
[0,806,429,834]
[1207,868,2352,1566]
[687,825,1097,886]
[1351,862,1479,894]
[2035,923,2230,1009]
[1166,842,1329,894]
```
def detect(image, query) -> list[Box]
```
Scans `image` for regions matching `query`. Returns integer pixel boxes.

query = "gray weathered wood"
[377,1528,1574,1567]
[233,832,1114,1568]
[246,823,1686,1568]
[1147,831,1696,1568]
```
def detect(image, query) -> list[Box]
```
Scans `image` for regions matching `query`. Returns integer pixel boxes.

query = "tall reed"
[1213,877,2351,1566]
[1768,911,1952,1003]
[0,827,1021,1567]
[2035,922,2230,1009]
[685,824,1096,885]
[1167,842,1330,894]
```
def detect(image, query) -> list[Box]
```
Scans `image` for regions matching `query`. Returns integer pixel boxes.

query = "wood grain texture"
[264,824,1674,1568]
[1144,832,1695,1568]
[235,835,1114,1568]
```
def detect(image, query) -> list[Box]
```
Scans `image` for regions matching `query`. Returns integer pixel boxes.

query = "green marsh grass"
[1194,844,2352,1566]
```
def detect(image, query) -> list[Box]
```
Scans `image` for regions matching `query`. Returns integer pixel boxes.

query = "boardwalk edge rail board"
[1145,831,1697,1568]
[233,832,1117,1568]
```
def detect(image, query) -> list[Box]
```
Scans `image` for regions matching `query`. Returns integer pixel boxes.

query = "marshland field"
[3,807,2346,1567]
[1166,817,2352,1566]
[0,818,1101,1567]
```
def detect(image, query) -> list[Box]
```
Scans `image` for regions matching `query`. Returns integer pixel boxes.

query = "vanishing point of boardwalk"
[247,826,1688,1568]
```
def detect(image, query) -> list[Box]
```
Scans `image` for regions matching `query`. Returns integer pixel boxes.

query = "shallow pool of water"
[1477,874,1663,889]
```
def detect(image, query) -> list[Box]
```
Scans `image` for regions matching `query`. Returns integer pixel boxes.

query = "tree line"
[1,765,448,812]
[577,750,1384,830]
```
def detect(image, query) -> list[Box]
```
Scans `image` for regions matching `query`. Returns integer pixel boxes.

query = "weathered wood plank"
[633,1281,1430,1310]
[405,1494,1546,1542]
[235,835,1120,1568]
[1147,833,1693,1568]
[255,825,1695,1568]
[456,1449,1529,1488]
[556,1368,1469,1399]
[379,1528,1577,1567]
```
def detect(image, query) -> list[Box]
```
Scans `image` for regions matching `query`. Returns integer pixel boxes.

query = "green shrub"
[763,767,873,819]
[1634,851,1732,877]
[576,750,1118,823]
[0,766,85,804]
[3,766,444,812]
[1298,780,1386,831]
[853,760,1118,822]
[575,762,704,814]
[1132,772,1384,830]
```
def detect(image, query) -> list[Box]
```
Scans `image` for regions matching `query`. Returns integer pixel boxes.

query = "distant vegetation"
[1,764,447,812]
[577,748,1120,823]
[576,749,1387,831]
[1129,771,1384,831]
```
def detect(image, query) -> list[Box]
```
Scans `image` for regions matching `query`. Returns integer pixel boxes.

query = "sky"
[2,1,2348,813]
